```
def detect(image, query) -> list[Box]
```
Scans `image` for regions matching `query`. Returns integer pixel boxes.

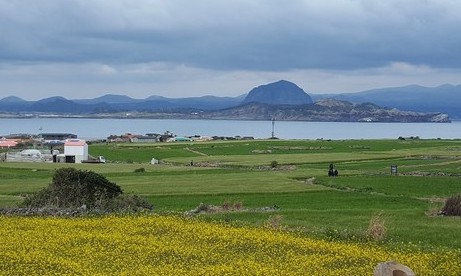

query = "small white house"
[64,139,88,163]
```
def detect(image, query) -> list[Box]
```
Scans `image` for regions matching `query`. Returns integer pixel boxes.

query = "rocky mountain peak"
[243,80,313,105]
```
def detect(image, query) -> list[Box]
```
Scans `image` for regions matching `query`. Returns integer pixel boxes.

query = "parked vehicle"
[82,156,106,164]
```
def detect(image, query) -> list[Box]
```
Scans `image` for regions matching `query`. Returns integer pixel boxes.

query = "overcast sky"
[1,0,460,100]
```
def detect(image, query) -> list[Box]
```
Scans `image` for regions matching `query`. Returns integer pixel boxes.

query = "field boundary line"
[184,147,208,156]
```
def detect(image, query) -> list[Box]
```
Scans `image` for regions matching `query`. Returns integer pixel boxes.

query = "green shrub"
[270,160,279,168]
[21,167,152,212]
[22,167,122,208]
[134,167,146,173]
[441,194,461,216]
[221,200,231,210]
[99,194,153,212]
[196,203,210,212]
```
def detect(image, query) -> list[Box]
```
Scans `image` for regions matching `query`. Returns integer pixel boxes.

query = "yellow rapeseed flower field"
[0,215,459,275]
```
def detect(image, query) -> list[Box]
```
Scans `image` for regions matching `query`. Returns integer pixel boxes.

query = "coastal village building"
[131,135,160,143]
[63,139,88,163]
[107,133,143,143]
[105,132,253,143]
[39,133,77,144]
[0,134,37,148]
[0,138,17,148]
[107,132,176,143]
[174,137,192,142]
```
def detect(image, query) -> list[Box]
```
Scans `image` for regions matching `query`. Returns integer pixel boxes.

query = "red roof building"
[0,139,18,148]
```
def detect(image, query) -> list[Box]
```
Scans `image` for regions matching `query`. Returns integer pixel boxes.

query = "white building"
[64,139,88,163]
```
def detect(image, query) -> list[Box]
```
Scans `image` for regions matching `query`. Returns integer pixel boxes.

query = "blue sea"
[0,118,460,140]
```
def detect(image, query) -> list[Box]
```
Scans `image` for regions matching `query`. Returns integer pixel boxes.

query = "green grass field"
[1,138,460,250]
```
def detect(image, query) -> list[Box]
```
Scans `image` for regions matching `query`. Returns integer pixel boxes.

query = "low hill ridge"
[312,84,461,118]
[0,96,27,103]
[202,99,449,123]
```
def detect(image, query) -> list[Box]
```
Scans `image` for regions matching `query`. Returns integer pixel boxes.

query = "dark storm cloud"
[1,0,461,100]
[1,0,460,70]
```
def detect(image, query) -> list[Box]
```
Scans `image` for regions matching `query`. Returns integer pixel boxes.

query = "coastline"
[0,112,452,123]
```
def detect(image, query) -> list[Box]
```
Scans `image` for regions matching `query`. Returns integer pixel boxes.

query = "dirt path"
[184,147,208,156]
[399,158,461,168]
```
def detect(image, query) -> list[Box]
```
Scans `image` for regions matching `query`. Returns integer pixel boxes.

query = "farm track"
[184,147,208,156]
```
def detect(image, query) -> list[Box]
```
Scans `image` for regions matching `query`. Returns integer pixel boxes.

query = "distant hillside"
[26,97,113,113]
[74,94,140,104]
[0,93,245,114]
[311,84,461,118]
[243,80,313,105]
[201,99,449,123]
[0,81,456,122]
[73,94,244,111]
[0,96,27,103]
[0,96,31,112]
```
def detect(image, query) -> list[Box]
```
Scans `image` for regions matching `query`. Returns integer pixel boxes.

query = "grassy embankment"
[1,139,460,250]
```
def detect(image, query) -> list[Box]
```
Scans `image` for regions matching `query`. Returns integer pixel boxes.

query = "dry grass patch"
[366,212,387,241]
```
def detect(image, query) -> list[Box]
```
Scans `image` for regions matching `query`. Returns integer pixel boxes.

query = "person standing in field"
[328,163,338,176]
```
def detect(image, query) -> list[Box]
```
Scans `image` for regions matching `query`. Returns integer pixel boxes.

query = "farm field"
[1,138,461,274]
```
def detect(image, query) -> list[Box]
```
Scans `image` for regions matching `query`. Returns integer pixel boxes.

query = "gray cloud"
[0,0,460,99]
[2,0,460,69]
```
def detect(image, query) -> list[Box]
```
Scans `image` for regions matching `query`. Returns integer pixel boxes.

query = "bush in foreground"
[21,167,152,212]
[441,194,461,216]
